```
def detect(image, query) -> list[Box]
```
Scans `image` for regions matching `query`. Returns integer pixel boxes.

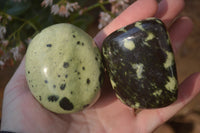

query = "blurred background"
[0,0,200,132]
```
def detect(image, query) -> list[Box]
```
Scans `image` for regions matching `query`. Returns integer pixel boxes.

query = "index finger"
[94,0,158,48]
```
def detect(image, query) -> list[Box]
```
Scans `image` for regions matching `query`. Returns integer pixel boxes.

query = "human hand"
[1,0,199,133]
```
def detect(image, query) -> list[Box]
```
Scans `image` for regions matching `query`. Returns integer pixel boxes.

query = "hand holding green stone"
[25,18,177,114]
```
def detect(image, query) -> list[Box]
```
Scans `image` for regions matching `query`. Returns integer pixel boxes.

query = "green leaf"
[3,0,31,16]
[0,0,6,9]
[70,14,95,31]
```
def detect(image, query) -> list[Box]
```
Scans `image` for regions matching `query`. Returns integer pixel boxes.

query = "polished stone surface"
[26,24,103,113]
[103,18,178,109]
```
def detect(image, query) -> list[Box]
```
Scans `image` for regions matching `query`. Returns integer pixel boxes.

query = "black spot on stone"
[28,71,30,74]
[60,83,66,90]
[73,35,76,38]
[39,96,42,101]
[95,57,98,61]
[53,85,56,88]
[77,41,80,45]
[86,78,90,84]
[63,62,69,68]
[70,91,73,94]
[83,104,90,108]
[58,75,61,78]
[65,74,68,78]
[46,44,52,47]
[48,95,59,102]
[32,85,34,88]
[59,97,74,110]
[79,77,81,80]
[44,80,48,84]
[77,72,80,75]
[82,42,84,46]
[82,66,85,70]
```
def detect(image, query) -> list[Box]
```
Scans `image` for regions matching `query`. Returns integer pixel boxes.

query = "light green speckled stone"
[25,23,103,114]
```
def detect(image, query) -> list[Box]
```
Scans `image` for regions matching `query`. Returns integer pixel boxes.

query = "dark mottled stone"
[60,83,66,90]
[48,95,59,102]
[46,44,52,47]
[102,18,178,109]
[99,67,104,87]
[63,62,69,68]
[59,97,74,110]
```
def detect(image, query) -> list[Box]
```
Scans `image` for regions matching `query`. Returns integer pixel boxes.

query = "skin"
[1,0,199,133]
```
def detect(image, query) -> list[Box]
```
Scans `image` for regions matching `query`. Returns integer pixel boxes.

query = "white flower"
[51,4,59,15]
[110,0,130,15]
[51,2,80,18]
[58,5,70,17]
[0,25,6,40]
[41,0,53,7]
[98,12,112,29]
[2,40,9,47]
[10,46,23,61]
[66,2,80,12]
[0,60,5,67]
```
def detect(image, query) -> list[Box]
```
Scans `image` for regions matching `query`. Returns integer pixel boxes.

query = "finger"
[168,16,193,53]
[4,57,27,95]
[155,0,185,27]
[94,0,158,47]
[136,73,200,133]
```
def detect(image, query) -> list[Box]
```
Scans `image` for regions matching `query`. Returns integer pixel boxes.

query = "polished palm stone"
[102,17,178,109]
[26,23,103,113]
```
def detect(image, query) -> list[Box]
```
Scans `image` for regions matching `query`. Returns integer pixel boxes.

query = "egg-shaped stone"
[102,18,178,109]
[25,23,103,113]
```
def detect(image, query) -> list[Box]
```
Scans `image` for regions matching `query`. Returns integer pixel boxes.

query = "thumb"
[3,57,29,100]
